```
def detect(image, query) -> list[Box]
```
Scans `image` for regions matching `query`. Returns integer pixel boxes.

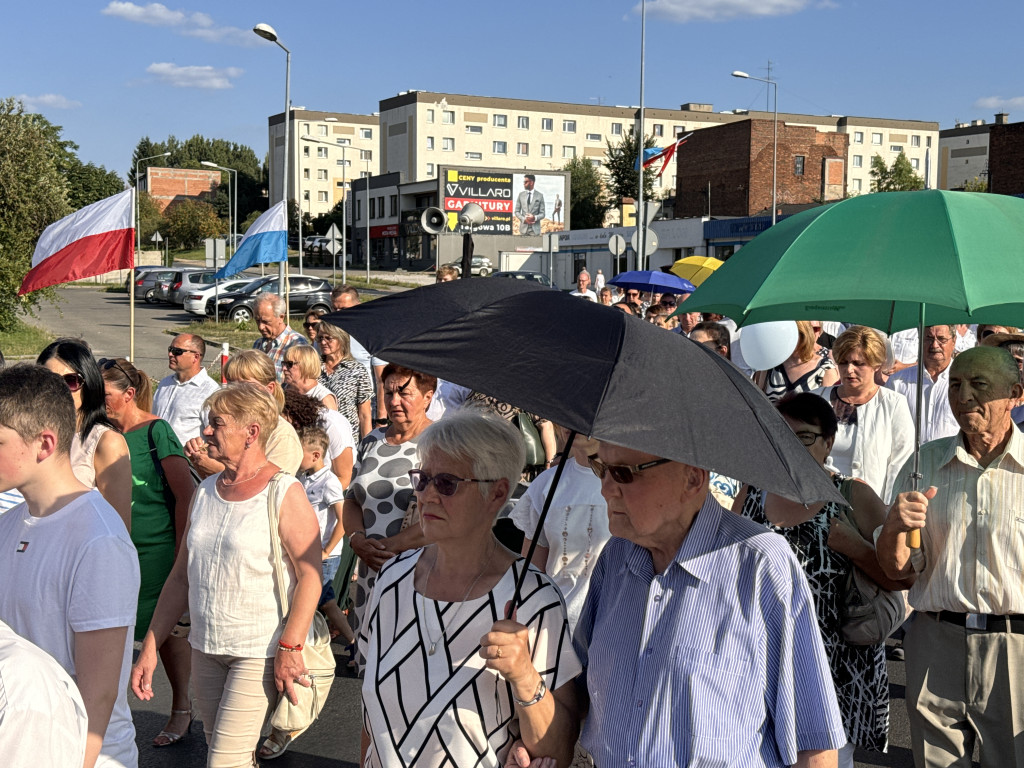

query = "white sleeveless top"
[306,383,335,407]
[70,423,115,488]
[187,474,299,657]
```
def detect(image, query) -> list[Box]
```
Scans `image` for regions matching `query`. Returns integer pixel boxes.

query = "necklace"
[561,504,596,578]
[420,540,495,656]
[218,462,267,487]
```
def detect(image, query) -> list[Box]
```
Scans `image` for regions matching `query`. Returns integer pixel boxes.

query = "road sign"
[630,229,659,256]
[325,223,342,240]
[323,223,342,255]
[644,200,660,225]
[150,231,163,243]
[608,234,626,257]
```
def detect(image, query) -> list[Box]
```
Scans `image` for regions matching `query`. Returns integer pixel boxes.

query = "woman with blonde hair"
[283,345,338,411]
[316,321,373,441]
[763,320,839,402]
[184,350,303,477]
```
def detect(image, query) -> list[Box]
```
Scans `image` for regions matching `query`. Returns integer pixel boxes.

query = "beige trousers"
[904,611,1024,768]
[191,650,277,768]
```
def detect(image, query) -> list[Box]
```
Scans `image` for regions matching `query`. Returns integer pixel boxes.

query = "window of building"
[356,200,362,219]
[794,156,805,175]
[426,163,435,175]
[466,125,483,134]
[426,136,434,150]
[911,135,921,147]
[303,168,310,180]
[361,128,373,140]
[317,147,328,158]
[303,190,310,201]
[426,109,434,123]
[911,158,920,170]
[926,136,932,148]
[590,159,601,168]
[562,145,576,158]
[302,123,311,135]
[442,110,455,124]
[853,131,864,144]
[390,195,398,216]
[852,155,863,168]
[369,198,375,218]
[871,132,882,145]
[442,138,454,151]
[303,145,310,157]
[653,124,664,137]
[890,145,903,153]
[465,151,482,160]
[318,191,328,202]
[563,120,576,133]
[336,138,351,145]
[360,149,373,160]
[852,178,863,192]
[317,125,328,136]
[518,116,529,129]
[336,159,350,167]
[517,142,529,156]
[493,114,507,127]
[611,123,622,135]
[541,118,553,131]
[378,196,384,216]
[586,133,602,142]
[317,169,328,180]
[360,171,370,178]
[493,141,507,154]
[541,144,553,157]
[674,125,684,136]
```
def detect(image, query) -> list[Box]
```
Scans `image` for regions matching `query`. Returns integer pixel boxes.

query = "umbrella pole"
[908,305,925,549]
[507,431,577,618]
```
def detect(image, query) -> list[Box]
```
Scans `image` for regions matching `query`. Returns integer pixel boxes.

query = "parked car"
[184,275,258,316]
[124,265,168,293]
[206,275,333,322]
[443,256,493,277]
[168,269,219,305]
[132,269,178,303]
[491,270,558,290]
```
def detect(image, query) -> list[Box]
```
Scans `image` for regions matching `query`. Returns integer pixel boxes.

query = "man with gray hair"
[570,270,597,302]
[153,333,220,444]
[886,324,959,442]
[252,293,308,381]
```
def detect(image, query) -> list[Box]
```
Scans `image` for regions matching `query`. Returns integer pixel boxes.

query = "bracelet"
[512,678,547,708]
[374,418,389,425]
[350,530,367,540]
[278,640,304,652]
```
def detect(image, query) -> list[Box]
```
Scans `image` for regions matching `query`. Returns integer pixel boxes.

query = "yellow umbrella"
[670,256,724,287]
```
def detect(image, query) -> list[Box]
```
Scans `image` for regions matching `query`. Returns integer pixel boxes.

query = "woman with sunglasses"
[359,409,580,768]
[343,364,434,640]
[317,321,373,441]
[100,357,198,748]
[733,393,913,768]
[37,339,132,531]
[283,345,339,411]
[302,309,325,345]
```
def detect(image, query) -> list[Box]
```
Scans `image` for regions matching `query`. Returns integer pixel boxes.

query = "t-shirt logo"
[16,541,28,553]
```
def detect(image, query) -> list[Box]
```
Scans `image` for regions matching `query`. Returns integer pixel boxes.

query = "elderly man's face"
[578,274,590,291]
[255,303,286,339]
[949,350,1023,436]
[923,326,956,372]
[678,312,701,334]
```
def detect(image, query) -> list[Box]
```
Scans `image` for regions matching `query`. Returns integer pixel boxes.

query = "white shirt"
[570,289,598,302]
[300,466,347,556]
[425,379,471,421]
[0,491,140,768]
[885,364,960,444]
[320,408,355,463]
[153,368,220,444]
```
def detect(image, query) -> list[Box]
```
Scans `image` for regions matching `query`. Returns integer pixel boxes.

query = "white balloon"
[737,321,799,371]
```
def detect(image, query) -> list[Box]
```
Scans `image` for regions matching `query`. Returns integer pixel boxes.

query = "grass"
[0,319,55,357]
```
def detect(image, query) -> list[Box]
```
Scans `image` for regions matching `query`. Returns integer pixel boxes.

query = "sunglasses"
[303,322,320,329]
[167,346,196,357]
[61,372,84,392]
[794,431,823,447]
[98,358,133,383]
[282,360,297,369]
[315,336,336,345]
[588,454,672,484]
[408,469,500,497]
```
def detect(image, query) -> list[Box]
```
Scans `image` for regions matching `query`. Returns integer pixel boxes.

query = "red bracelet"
[278,640,304,652]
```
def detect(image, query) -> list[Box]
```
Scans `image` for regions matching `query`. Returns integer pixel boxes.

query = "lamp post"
[732,69,778,226]
[636,0,648,270]
[364,161,372,284]
[201,161,236,321]
[253,22,291,301]
[132,151,170,361]
[301,135,351,285]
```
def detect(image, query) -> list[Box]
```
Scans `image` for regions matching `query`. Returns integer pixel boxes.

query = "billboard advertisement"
[440,166,569,235]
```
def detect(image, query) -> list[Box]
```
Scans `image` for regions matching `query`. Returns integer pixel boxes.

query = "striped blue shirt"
[574,494,845,767]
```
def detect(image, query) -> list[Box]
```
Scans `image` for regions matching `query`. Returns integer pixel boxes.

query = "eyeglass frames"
[587,454,672,484]
[794,431,824,447]
[98,358,134,385]
[167,346,197,357]
[61,372,84,392]
[408,469,500,497]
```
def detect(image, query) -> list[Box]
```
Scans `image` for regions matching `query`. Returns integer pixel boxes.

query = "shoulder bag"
[266,472,337,732]
[836,476,908,646]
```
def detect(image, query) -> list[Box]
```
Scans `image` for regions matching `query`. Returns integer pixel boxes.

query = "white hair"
[254,293,286,317]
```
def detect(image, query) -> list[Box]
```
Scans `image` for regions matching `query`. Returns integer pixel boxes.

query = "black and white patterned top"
[359,550,581,768]
[320,358,373,441]
[740,477,889,753]
[764,348,837,403]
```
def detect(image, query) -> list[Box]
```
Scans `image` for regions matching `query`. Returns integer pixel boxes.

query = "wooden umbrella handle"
[907,529,921,549]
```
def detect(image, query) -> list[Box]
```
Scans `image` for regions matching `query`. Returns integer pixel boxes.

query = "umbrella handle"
[907,529,921,549]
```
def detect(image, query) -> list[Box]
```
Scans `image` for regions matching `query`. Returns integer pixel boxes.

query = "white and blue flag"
[214,201,287,278]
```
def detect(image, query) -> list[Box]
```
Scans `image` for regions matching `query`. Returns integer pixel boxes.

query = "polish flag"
[19,189,135,295]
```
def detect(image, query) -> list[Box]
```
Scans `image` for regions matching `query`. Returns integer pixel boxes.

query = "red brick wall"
[674,121,752,218]
[145,168,222,213]
[989,122,1024,195]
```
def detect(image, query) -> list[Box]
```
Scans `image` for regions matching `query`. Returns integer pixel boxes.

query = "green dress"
[124,419,186,641]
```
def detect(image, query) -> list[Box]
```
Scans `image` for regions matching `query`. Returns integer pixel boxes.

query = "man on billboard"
[515,174,545,236]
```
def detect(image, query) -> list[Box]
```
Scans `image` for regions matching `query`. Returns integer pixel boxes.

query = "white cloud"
[974,96,1024,111]
[101,2,259,46]
[146,62,243,90]
[16,93,82,111]
[641,0,814,22]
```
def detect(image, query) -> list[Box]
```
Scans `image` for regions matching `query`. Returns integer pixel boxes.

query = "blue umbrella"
[608,269,695,295]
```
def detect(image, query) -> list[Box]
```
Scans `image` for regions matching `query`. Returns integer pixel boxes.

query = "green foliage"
[962,176,988,193]
[869,152,924,192]
[310,199,348,238]
[562,156,609,229]
[604,127,658,205]
[0,98,71,330]
[65,160,125,210]
[240,209,262,233]
[166,199,221,249]
[137,190,167,245]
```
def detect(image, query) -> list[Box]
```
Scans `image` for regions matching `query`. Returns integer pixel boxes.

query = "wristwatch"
[513,678,547,708]
[374,418,389,426]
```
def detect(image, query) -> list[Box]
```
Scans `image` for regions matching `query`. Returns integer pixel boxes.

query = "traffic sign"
[324,224,342,255]
[630,228,659,256]
[150,231,163,243]
[608,234,626,257]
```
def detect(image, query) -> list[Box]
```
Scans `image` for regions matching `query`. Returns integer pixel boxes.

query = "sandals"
[152,708,194,748]
[259,726,308,761]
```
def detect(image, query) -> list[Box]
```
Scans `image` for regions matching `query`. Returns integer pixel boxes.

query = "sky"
[4,0,1023,179]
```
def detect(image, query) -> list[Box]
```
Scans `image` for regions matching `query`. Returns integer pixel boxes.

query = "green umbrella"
[684,190,1024,333]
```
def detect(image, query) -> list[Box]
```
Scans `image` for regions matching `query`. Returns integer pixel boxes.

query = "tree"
[604,127,658,205]
[562,156,608,229]
[166,200,221,249]
[962,176,988,193]
[65,160,125,210]
[869,151,924,192]
[137,190,166,245]
[0,98,71,329]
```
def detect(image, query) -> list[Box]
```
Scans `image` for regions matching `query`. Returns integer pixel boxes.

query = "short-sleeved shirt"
[253,327,308,381]
[153,368,220,444]
[300,466,347,556]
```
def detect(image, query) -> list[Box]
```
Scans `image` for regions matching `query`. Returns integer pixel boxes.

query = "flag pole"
[130,188,136,362]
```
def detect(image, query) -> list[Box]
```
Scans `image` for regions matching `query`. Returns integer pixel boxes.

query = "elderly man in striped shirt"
[509,443,846,767]
[878,345,1024,768]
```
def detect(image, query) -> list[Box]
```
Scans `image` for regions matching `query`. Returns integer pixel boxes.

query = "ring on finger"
[495,646,503,659]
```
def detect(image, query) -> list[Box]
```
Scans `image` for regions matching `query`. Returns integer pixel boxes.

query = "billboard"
[440,166,569,235]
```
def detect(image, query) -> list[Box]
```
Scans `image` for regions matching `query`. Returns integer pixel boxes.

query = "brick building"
[674,119,849,219]
[142,167,223,213]
[988,118,1024,196]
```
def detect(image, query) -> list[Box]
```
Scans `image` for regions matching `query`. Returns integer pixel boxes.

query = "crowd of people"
[0,274,1021,768]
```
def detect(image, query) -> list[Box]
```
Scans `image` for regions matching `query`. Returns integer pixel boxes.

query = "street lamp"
[302,135,351,285]
[732,69,778,226]
[253,21,291,298]
[636,0,648,270]
[364,161,372,284]
[133,150,170,361]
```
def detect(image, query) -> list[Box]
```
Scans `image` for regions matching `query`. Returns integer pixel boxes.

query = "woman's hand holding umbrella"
[479,608,538,701]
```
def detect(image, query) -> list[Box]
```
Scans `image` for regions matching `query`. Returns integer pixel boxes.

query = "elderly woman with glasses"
[317,321,373,441]
[359,409,581,768]
[734,393,913,768]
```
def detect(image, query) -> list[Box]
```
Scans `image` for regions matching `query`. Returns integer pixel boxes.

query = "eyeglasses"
[303,322,320,329]
[282,360,296,369]
[315,336,336,345]
[925,336,952,346]
[588,454,672,484]
[61,373,84,392]
[408,469,500,497]
[98,358,133,383]
[794,431,824,446]
[167,346,196,357]
[626,291,640,297]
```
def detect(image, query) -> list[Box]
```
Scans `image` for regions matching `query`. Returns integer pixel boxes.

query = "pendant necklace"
[421,540,495,656]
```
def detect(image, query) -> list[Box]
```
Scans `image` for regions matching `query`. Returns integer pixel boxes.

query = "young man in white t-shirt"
[0,364,140,768]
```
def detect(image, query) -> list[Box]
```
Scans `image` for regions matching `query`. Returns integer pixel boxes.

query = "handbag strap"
[265,471,292,624]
